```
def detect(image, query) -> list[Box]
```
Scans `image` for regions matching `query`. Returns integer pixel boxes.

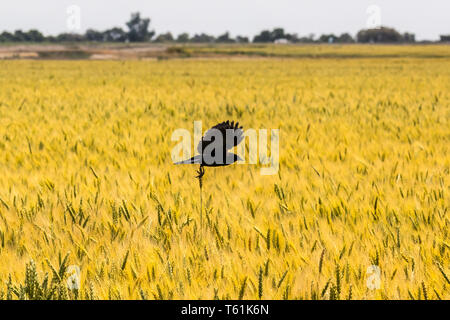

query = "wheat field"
[0,53,448,299]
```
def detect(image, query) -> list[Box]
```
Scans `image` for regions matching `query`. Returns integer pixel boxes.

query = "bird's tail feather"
[174,155,201,165]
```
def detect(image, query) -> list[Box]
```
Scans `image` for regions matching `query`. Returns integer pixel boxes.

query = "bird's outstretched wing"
[197,120,244,154]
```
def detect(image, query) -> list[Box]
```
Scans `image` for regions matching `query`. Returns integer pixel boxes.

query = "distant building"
[274,38,289,44]
[440,35,450,42]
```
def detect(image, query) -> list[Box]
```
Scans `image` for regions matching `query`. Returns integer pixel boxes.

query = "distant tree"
[300,37,315,43]
[285,33,299,42]
[13,30,27,41]
[317,33,354,44]
[337,33,355,43]
[176,33,190,42]
[440,35,450,42]
[26,29,45,42]
[126,12,154,42]
[271,28,286,41]
[253,28,295,43]
[85,29,104,41]
[0,31,16,42]
[402,32,415,43]
[103,27,127,42]
[0,14,427,44]
[291,35,315,43]
[318,34,338,43]
[217,32,235,43]
[154,32,174,43]
[357,26,403,43]
[253,30,272,42]
[236,35,249,43]
[190,33,215,43]
[53,33,85,42]
[45,36,56,42]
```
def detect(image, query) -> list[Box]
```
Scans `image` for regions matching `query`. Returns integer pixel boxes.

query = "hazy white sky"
[0,0,448,40]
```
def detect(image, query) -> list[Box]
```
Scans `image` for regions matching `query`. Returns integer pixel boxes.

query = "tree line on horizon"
[0,12,447,44]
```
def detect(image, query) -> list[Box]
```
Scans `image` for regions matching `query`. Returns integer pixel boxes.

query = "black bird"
[175,120,244,178]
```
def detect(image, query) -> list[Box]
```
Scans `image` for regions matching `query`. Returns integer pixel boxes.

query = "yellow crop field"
[0,52,448,300]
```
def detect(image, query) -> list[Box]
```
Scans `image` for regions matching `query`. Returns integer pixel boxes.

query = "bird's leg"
[196,165,205,231]
[196,165,205,181]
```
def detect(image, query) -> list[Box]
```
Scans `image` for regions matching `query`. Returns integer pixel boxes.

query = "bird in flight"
[175,120,244,178]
